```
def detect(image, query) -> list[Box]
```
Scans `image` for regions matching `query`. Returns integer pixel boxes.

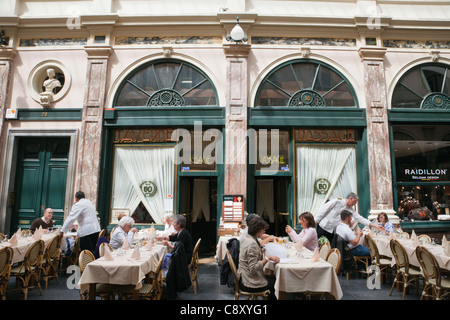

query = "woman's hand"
[267,255,280,264]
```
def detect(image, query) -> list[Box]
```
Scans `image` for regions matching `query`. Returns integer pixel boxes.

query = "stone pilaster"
[0,47,16,165]
[223,44,250,202]
[358,47,397,223]
[75,45,112,207]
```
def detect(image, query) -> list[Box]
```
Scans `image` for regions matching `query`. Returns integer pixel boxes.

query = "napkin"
[103,247,114,261]
[144,240,153,250]
[442,236,448,250]
[311,247,319,262]
[411,230,417,241]
[32,227,43,240]
[122,236,130,250]
[445,244,450,257]
[16,228,22,240]
[130,246,141,260]
[8,233,18,246]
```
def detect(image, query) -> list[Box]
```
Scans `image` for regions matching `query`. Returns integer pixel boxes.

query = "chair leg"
[389,272,400,296]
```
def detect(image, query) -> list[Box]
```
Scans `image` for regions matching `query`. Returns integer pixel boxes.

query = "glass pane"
[173,65,205,94]
[397,185,450,220]
[292,63,316,90]
[391,83,422,108]
[154,63,179,89]
[323,82,356,107]
[444,68,450,95]
[399,68,430,98]
[115,82,150,106]
[183,81,217,106]
[128,67,159,93]
[314,67,342,93]
[393,125,450,183]
[23,143,40,159]
[51,141,69,159]
[267,64,298,95]
[254,130,290,171]
[422,65,445,93]
[256,81,290,106]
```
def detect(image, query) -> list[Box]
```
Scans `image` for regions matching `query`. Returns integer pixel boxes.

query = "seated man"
[30,208,54,233]
[335,209,370,257]
[109,216,138,250]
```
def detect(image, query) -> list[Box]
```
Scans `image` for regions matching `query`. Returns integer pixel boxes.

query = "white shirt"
[61,198,101,237]
[109,226,136,250]
[335,222,357,249]
[315,198,370,233]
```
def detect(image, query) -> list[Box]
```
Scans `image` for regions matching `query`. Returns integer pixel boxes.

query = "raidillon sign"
[404,168,448,181]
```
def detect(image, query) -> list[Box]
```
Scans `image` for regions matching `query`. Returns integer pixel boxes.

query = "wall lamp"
[226,17,248,43]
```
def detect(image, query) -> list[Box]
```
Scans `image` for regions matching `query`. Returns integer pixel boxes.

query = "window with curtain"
[114,60,218,107]
[110,146,176,224]
[255,60,357,107]
[392,63,450,109]
[296,145,357,218]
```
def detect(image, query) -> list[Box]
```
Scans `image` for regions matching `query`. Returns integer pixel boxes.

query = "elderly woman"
[285,211,318,251]
[109,216,138,250]
[163,213,176,236]
[238,215,279,300]
[158,215,193,264]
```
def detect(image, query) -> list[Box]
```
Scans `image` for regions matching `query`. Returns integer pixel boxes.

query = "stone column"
[0,47,16,162]
[358,47,397,223]
[74,45,112,207]
[223,44,250,203]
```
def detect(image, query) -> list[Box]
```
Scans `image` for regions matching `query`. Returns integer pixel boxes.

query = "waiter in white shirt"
[60,191,101,253]
[314,192,384,243]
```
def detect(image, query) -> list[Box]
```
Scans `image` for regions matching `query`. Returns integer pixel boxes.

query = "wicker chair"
[98,242,113,258]
[9,240,44,300]
[189,238,201,295]
[41,235,62,289]
[78,250,116,300]
[98,229,106,239]
[226,250,270,300]
[319,241,331,261]
[415,246,450,300]
[365,234,392,284]
[418,234,432,245]
[0,233,6,241]
[398,232,410,239]
[0,247,13,300]
[326,248,342,274]
[389,239,422,300]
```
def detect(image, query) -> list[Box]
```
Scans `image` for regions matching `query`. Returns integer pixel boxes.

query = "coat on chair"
[166,241,192,299]
[220,238,240,289]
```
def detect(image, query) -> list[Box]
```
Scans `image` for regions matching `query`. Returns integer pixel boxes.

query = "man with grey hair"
[109,216,138,250]
[314,192,384,243]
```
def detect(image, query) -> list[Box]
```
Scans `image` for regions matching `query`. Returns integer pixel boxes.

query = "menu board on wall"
[222,194,244,221]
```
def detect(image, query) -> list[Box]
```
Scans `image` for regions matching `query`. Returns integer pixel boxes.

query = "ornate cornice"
[358,47,387,61]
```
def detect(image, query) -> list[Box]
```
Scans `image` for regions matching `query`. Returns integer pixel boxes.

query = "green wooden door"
[12,138,69,231]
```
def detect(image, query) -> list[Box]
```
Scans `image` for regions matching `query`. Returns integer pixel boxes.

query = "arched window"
[392,63,450,109]
[255,60,357,107]
[114,60,218,107]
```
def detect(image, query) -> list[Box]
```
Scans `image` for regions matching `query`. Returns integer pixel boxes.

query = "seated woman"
[285,211,318,251]
[163,213,176,236]
[377,212,396,235]
[158,215,193,264]
[238,215,280,300]
[109,216,138,250]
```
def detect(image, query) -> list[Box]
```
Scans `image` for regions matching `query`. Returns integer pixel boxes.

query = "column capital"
[358,47,386,61]
[223,44,251,58]
[84,45,113,59]
[0,47,17,61]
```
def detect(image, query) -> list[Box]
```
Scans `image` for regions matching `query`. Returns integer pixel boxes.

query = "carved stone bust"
[40,68,62,106]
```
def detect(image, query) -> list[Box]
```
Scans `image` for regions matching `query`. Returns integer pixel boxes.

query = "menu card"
[222,194,244,221]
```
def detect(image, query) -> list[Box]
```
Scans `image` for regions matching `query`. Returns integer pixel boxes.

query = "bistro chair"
[415,246,450,300]
[319,242,331,261]
[418,234,432,245]
[41,235,62,289]
[21,229,32,237]
[0,233,6,241]
[326,248,342,274]
[9,240,44,300]
[98,229,106,239]
[0,246,13,300]
[226,250,270,300]
[350,253,370,279]
[389,239,422,300]
[116,253,166,300]
[78,250,116,300]
[398,232,410,239]
[365,234,392,284]
[189,238,201,295]
[98,242,113,258]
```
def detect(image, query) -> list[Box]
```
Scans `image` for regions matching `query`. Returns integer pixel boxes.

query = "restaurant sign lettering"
[114,128,175,143]
[295,128,357,143]
[404,168,448,181]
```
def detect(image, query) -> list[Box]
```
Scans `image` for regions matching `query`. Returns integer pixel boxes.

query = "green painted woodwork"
[13,108,83,121]
[12,138,69,232]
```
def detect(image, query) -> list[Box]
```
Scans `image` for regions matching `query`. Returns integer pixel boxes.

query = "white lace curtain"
[111,146,175,223]
[296,145,357,218]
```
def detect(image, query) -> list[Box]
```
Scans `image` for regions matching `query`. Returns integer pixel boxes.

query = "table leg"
[278,291,286,300]
[89,283,96,300]
[132,288,140,300]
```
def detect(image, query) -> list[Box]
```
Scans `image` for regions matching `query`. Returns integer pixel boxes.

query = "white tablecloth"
[215,236,238,264]
[78,244,166,294]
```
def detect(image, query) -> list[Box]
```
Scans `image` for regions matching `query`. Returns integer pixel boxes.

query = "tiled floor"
[4,256,423,301]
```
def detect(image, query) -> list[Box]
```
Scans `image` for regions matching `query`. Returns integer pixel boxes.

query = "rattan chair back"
[326,248,341,274]
[78,250,95,272]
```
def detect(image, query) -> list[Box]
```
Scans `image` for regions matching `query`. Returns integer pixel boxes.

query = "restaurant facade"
[1,0,450,249]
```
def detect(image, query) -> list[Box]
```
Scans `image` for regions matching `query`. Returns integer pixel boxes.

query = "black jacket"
[220,238,240,288]
[331,233,353,273]
[166,241,192,299]
[169,228,193,264]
